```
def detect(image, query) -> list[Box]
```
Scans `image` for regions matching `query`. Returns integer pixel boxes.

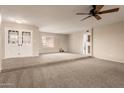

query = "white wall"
[93,21,124,63]
[69,31,84,54]
[0,30,1,71]
[0,13,2,71]
[40,32,69,53]
[2,21,40,58]
[32,26,40,56]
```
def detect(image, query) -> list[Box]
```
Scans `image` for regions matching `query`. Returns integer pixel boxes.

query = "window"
[42,36,54,48]
[8,30,19,45]
[88,46,90,53]
[87,35,90,42]
[22,32,31,45]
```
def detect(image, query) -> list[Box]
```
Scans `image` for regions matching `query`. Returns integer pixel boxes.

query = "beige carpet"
[2,53,88,71]
[0,58,124,88]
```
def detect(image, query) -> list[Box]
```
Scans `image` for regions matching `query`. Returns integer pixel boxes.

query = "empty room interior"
[0,5,124,88]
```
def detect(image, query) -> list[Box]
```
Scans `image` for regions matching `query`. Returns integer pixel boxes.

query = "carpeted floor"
[2,53,86,70]
[0,58,124,88]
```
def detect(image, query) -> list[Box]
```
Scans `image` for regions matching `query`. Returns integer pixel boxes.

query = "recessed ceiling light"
[15,19,26,24]
[8,17,27,24]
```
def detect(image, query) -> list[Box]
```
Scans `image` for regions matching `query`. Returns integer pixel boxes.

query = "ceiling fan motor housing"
[90,9,96,16]
[90,5,97,16]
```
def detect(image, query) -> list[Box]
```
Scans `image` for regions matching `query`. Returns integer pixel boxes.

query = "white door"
[5,28,33,58]
[20,31,33,57]
[83,30,92,56]
[5,29,20,58]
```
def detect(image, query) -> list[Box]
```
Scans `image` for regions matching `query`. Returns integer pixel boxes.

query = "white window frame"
[42,36,54,48]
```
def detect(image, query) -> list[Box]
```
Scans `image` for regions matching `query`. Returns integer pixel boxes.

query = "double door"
[5,28,33,58]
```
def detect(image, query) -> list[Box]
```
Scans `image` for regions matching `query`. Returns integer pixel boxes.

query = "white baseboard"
[93,56,124,63]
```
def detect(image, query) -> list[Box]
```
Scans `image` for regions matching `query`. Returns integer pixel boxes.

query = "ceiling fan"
[76,5,119,21]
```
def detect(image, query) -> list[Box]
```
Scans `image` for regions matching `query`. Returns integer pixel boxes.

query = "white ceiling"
[1,5,124,34]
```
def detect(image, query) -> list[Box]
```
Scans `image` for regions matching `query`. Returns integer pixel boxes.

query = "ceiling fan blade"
[95,5,104,12]
[98,8,119,14]
[94,15,102,20]
[76,13,90,15]
[80,16,92,21]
